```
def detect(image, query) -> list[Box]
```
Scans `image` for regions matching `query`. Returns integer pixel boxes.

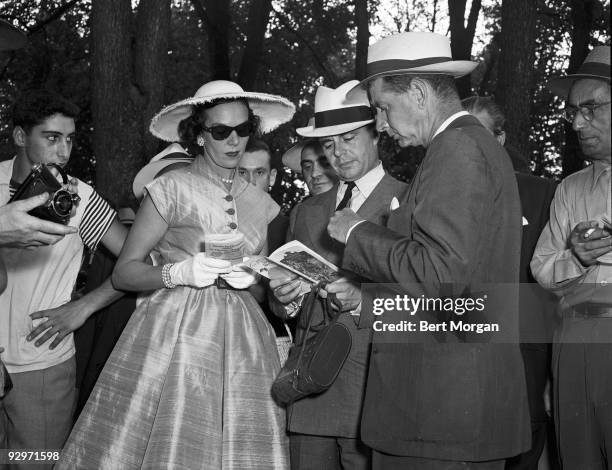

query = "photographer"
[0,20,76,294]
[0,90,127,463]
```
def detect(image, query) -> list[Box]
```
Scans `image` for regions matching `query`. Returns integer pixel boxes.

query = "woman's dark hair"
[12,89,80,132]
[177,98,260,152]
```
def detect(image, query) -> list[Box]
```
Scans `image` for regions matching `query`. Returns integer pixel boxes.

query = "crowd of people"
[0,18,610,470]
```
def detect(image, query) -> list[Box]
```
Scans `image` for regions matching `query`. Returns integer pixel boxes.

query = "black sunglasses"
[202,121,253,141]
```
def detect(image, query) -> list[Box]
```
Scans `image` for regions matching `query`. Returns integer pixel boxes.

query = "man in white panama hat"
[327,32,530,469]
[282,120,339,197]
[270,80,407,469]
[531,45,612,469]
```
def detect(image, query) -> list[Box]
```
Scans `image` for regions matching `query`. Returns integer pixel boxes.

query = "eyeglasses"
[562,101,611,123]
[202,121,253,140]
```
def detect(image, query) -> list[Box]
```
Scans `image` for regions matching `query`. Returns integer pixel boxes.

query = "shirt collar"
[349,161,384,198]
[432,111,470,140]
[0,157,16,186]
[590,160,611,192]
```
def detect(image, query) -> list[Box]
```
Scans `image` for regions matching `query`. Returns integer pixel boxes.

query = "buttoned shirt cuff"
[346,220,367,243]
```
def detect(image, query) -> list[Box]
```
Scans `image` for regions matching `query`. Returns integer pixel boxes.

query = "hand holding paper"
[221,261,258,289]
[170,253,232,288]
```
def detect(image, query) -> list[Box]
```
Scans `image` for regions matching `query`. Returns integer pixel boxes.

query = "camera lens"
[51,190,73,217]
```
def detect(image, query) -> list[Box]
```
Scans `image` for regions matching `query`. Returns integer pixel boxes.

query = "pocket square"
[390,197,400,211]
[522,216,528,226]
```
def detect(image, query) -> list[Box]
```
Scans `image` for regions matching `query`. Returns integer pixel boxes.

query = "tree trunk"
[91,0,136,206]
[448,0,482,98]
[194,0,231,80]
[237,0,273,89]
[354,0,369,80]
[134,0,171,174]
[496,0,538,158]
[562,0,600,178]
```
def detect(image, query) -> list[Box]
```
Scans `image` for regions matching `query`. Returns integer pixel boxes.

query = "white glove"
[169,253,232,288]
[220,264,258,289]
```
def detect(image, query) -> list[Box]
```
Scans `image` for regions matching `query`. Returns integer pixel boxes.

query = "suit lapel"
[357,173,395,223]
[301,186,338,248]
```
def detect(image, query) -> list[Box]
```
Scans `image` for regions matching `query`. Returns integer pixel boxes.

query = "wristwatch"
[285,294,305,318]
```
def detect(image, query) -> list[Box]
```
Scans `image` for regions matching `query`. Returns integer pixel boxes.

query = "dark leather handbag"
[271,284,352,406]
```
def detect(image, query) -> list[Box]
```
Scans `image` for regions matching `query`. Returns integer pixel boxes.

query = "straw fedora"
[357,32,477,87]
[296,80,374,138]
[282,118,317,173]
[548,46,610,96]
[150,80,295,142]
[132,143,194,199]
[0,19,27,51]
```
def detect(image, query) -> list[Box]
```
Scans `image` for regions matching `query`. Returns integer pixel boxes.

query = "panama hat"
[548,46,610,96]
[132,143,194,199]
[356,32,477,88]
[296,80,374,138]
[0,19,27,51]
[150,80,295,142]
[282,118,317,173]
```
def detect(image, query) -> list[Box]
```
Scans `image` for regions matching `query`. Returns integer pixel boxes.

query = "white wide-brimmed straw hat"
[296,80,374,138]
[0,19,27,51]
[150,80,296,142]
[132,143,194,199]
[356,31,478,88]
[548,46,610,96]
[282,118,316,173]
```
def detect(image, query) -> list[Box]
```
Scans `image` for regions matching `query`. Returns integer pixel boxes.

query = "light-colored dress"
[58,156,289,469]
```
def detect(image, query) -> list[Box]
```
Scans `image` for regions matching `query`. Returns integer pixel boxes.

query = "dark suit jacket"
[287,173,408,438]
[343,115,531,460]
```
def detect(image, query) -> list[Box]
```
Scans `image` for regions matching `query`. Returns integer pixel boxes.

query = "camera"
[9,163,80,225]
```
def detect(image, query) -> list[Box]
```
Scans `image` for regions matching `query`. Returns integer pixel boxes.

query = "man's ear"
[269,168,277,189]
[497,131,506,146]
[410,78,427,109]
[12,126,27,148]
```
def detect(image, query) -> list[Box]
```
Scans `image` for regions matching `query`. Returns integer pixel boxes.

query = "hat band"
[366,56,453,77]
[576,62,611,79]
[314,106,373,128]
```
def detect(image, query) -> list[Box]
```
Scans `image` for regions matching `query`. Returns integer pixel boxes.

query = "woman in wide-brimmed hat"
[59,80,295,470]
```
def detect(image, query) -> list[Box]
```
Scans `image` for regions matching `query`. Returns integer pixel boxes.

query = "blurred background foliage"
[0,0,609,214]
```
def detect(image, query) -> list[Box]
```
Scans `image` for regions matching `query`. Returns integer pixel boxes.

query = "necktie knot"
[336,181,356,211]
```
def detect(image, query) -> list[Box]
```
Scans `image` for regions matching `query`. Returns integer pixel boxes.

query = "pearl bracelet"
[161,263,176,289]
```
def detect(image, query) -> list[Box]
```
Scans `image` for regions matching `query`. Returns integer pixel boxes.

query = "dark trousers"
[553,318,612,470]
[372,451,505,470]
[505,344,550,470]
[290,433,371,470]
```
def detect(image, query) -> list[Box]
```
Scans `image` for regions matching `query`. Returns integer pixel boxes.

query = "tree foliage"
[0,0,609,212]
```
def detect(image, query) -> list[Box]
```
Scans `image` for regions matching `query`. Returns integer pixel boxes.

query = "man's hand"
[569,220,612,267]
[320,276,361,311]
[27,301,90,350]
[327,209,365,244]
[0,194,77,247]
[269,269,307,304]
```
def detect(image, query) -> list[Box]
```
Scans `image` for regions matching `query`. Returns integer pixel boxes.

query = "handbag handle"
[293,283,343,374]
